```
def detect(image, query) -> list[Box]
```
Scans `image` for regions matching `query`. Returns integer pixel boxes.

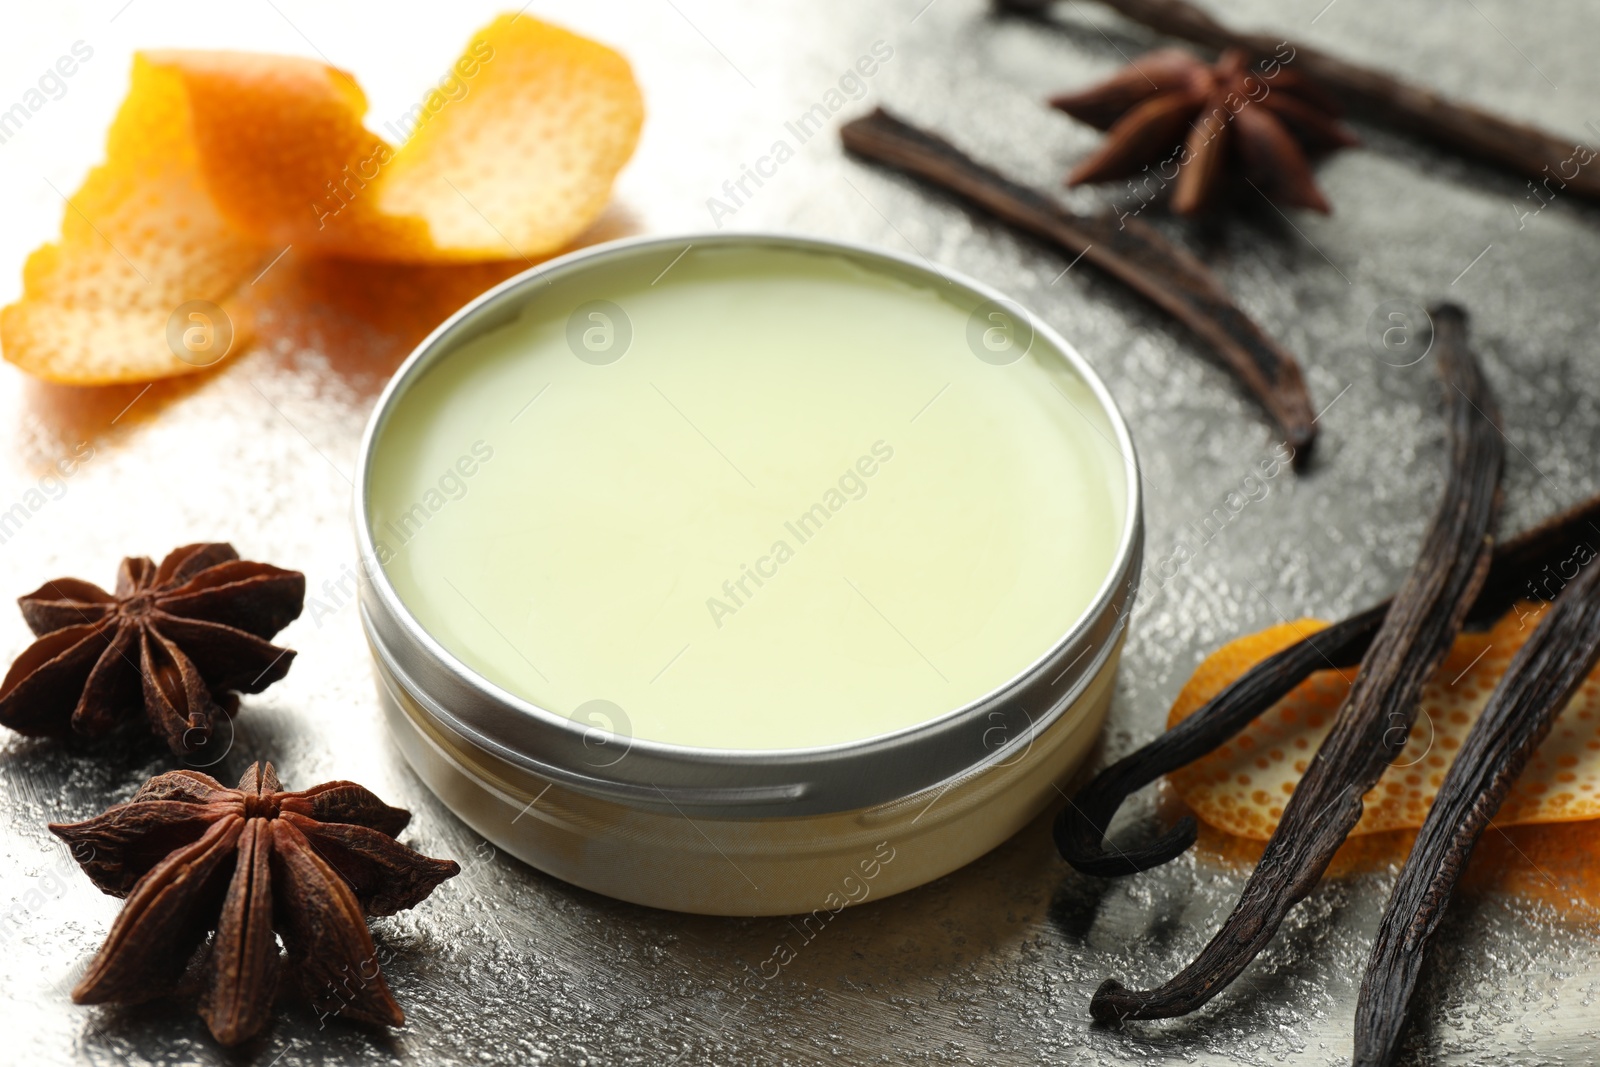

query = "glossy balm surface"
[369,244,1125,750]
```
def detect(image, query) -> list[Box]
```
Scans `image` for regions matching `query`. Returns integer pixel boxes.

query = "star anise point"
[0,545,305,755]
[51,762,458,1046]
[1053,47,1354,215]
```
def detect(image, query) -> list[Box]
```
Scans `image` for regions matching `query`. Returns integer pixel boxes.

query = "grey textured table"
[2,0,1599,1063]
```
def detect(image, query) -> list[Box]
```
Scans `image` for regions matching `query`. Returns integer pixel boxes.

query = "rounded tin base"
[374,631,1122,916]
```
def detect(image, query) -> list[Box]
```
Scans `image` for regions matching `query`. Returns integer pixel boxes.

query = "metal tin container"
[355,233,1142,916]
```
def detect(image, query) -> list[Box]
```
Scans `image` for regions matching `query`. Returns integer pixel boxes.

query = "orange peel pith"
[1168,602,1600,840]
[2,14,643,385]
[1,55,268,385]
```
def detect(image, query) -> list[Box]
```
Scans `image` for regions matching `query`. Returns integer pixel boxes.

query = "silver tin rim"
[354,231,1143,819]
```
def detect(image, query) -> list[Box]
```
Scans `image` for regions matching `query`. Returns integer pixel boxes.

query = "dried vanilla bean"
[999,0,1600,202]
[1091,304,1501,1022]
[1353,544,1600,1067]
[839,107,1318,460]
[1056,604,1379,876]
[1056,491,1600,877]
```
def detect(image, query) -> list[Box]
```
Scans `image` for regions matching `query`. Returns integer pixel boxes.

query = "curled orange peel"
[1168,602,1600,841]
[2,14,643,385]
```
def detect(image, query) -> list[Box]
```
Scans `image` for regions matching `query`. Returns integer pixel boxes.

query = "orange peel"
[2,14,642,385]
[1168,602,1600,840]
[0,55,268,384]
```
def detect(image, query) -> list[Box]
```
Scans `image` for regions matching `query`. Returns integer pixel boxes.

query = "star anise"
[50,762,460,1045]
[1050,47,1357,214]
[0,543,304,755]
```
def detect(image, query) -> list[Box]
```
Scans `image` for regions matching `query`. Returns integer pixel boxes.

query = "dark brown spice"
[1090,303,1502,1022]
[1353,546,1600,1066]
[1052,47,1357,213]
[1055,490,1600,877]
[1002,0,1600,202]
[839,107,1318,461]
[0,543,303,755]
[50,761,460,1046]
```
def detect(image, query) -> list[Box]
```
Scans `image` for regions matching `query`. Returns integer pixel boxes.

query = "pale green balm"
[370,245,1125,751]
